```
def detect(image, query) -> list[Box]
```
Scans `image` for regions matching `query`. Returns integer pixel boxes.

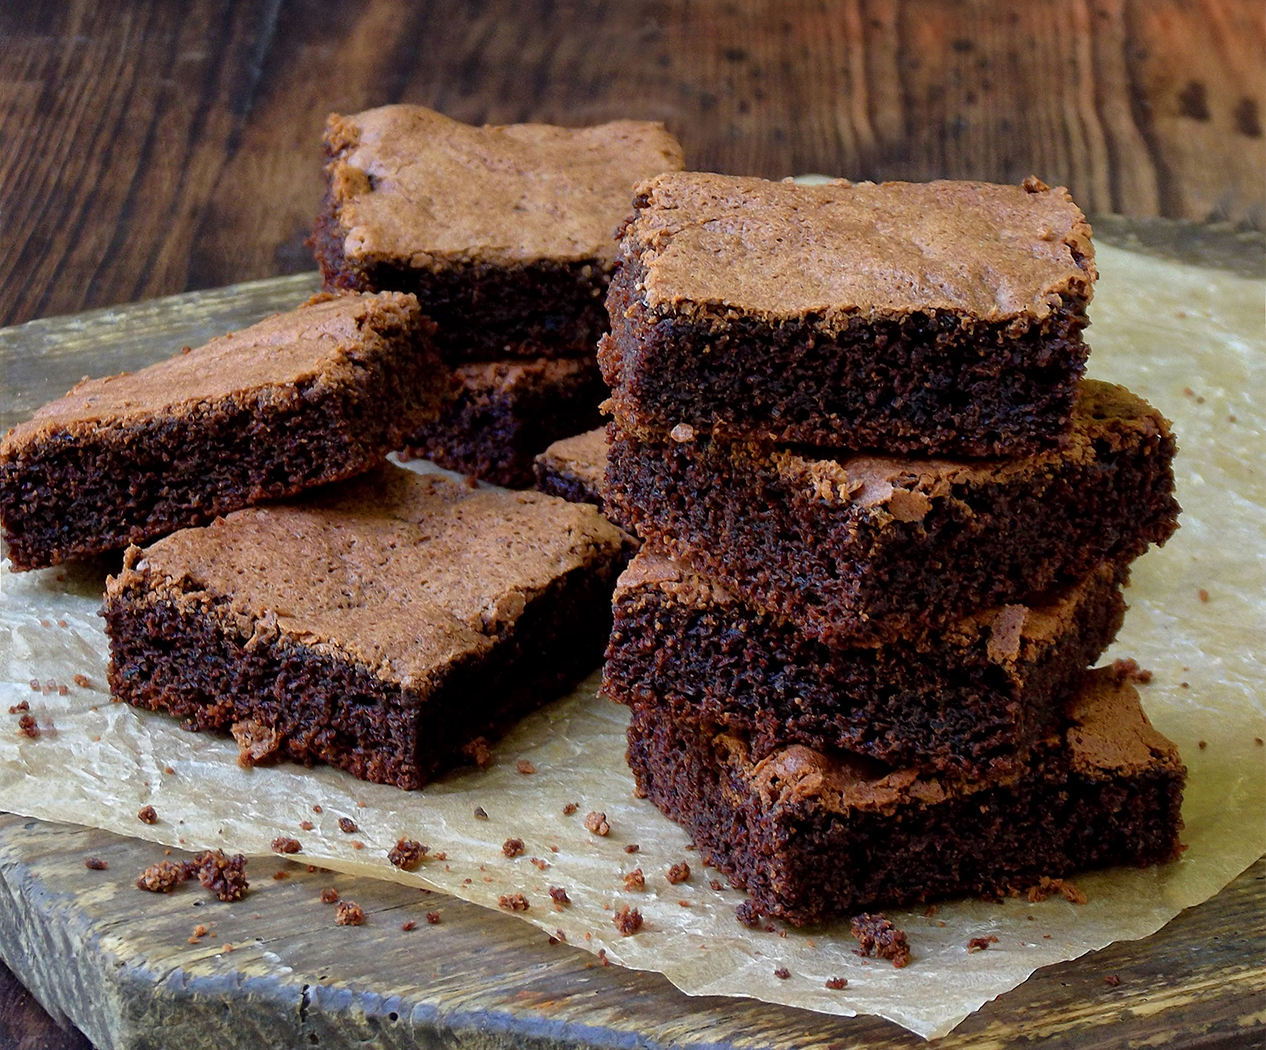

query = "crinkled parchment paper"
[1,244,1263,1040]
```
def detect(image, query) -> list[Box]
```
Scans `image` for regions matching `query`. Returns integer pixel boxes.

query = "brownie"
[599,172,1096,456]
[313,105,684,360]
[533,428,609,508]
[626,667,1186,925]
[401,357,606,488]
[0,292,451,572]
[604,550,1127,777]
[606,380,1179,645]
[101,465,626,789]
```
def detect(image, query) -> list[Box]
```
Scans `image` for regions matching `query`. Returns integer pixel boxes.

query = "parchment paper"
[1,243,1263,1040]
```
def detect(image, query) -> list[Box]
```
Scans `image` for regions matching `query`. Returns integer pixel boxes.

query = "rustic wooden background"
[0,0,1262,329]
[0,1,1262,1046]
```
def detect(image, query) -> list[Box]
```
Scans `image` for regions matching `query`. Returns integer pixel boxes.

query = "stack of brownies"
[600,172,1187,926]
[312,104,684,486]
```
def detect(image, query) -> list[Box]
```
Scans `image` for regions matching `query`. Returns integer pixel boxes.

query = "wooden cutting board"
[0,276,1261,1050]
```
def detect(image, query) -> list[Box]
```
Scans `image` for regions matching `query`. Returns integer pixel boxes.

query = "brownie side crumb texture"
[606,380,1179,645]
[626,667,1185,926]
[603,551,1127,776]
[313,105,685,361]
[401,357,606,487]
[0,291,452,572]
[102,466,625,789]
[600,173,1096,456]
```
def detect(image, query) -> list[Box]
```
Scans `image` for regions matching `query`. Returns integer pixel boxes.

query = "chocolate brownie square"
[401,357,606,488]
[102,465,626,789]
[313,105,684,360]
[606,380,1179,645]
[627,667,1185,925]
[0,292,451,572]
[600,172,1095,456]
[533,428,609,509]
[604,550,1127,777]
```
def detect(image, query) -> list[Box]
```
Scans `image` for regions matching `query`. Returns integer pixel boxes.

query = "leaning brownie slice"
[0,292,451,571]
[600,172,1095,456]
[102,465,626,789]
[607,380,1179,645]
[604,550,1126,777]
[401,357,606,488]
[313,105,684,360]
[627,667,1185,926]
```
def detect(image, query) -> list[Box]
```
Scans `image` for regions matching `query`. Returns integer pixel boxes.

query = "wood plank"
[0,816,1261,1050]
[0,0,1261,327]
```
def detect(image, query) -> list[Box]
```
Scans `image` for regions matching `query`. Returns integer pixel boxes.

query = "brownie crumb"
[335,900,366,926]
[613,904,643,935]
[825,977,848,990]
[312,805,323,814]
[623,868,645,891]
[163,766,175,775]
[549,886,571,907]
[1198,740,1208,750]
[774,967,791,980]
[1025,876,1087,904]
[1256,738,1264,747]
[1198,588,1209,602]
[136,860,187,893]
[562,802,579,815]
[666,862,690,885]
[9,701,29,714]
[338,817,357,834]
[195,850,249,902]
[968,935,999,953]
[623,844,640,855]
[188,923,208,943]
[851,913,912,968]
[319,887,340,904]
[463,737,493,769]
[924,905,939,917]
[735,900,762,928]
[516,759,536,775]
[17,715,40,739]
[583,811,610,836]
[401,920,416,931]
[389,839,427,870]
[137,805,158,825]
[1110,657,1152,684]
[231,719,281,768]
[530,857,550,870]
[299,820,314,831]
[84,857,108,870]
[57,685,68,696]
[352,841,364,850]
[499,892,530,912]
[271,836,301,855]
[417,909,438,925]
[709,879,724,891]
[1105,974,1122,987]
[474,806,489,820]
[502,837,526,858]
[28,680,39,692]
[273,871,290,881]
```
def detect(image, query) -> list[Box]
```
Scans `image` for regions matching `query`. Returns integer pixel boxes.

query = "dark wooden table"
[0,3,1262,1047]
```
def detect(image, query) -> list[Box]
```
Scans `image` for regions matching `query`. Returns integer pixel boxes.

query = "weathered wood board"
[0,271,1263,1049]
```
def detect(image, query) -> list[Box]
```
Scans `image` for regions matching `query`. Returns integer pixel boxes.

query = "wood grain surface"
[1,814,1263,1050]
[0,0,1262,327]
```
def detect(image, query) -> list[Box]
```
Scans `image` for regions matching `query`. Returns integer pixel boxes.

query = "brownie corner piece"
[533,428,609,508]
[601,172,1096,455]
[626,666,1184,925]
[0,291,451,572]
[313,104,685,358]
[102,465,627,788]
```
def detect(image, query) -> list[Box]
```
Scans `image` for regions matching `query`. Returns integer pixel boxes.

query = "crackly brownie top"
[534,428,608,492]
[726,668,1182,817]
[1,292,423,450]
[622,171,1095,326]
[107,465,624,689]
[324,105,684,271]
[617,548,1119,665]
[758,380,1170,524]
